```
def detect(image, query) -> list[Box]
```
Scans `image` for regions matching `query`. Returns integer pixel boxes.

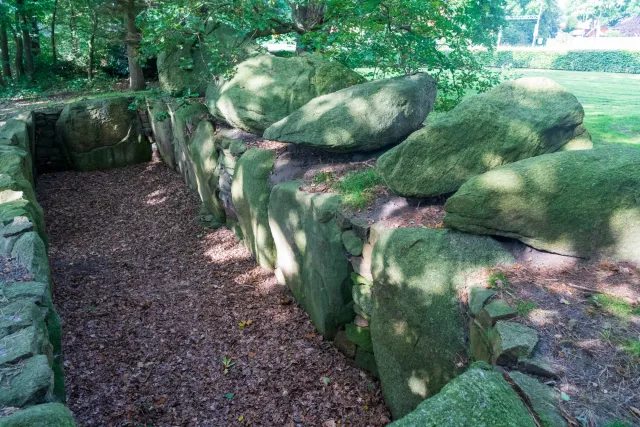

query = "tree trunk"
[31,17,40,56]
[88,11,98,80]
[51,0,58,63]
[0,19,11,78]
[123,0,145,90]
[16,0,34,78]
[69,2,78,57]
[14,32,24,78]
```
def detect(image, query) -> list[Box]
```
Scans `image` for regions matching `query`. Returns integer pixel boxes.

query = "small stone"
[492,321,539,364]
[354,315,369,328]
[342,230,364,256]
[567,318,577,331]
[353,304,370,321]
[509,372,567,427]
[468,286,496,316]
[355,348,379,378]
[335,211,351,230]
[469,319,492,364]
[517,356,559,379]
[345,323,373,353]
[333,330,356,358]
[477,300,517,328]
[350,218,370,241]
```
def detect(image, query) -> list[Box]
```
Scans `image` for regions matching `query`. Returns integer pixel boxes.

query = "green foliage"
[623,338,640,359]
[591,294,640,320]
[314,171,336,185]
[481,50,640,74]
[487,271,510,289]
[515,300,536,316]
[334,168,382,209]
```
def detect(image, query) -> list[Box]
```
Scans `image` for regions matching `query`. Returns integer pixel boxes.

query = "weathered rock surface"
[232,148,276,270]
[390,362,537,426]
[492,321,539,363]
[170,102,211,190]
[207,54,364,134]
[268,181,354,338]
[377,77,592,197]
[444,147,640,263]
[147,99,175,168]
[371,228,514,419]
[0,403,76,427]
[158,23,258,95]
[188,120,226,225]
[0,355,53,408]
[264,74,436,152]
[56,96,151,171]
[509,372,567,427]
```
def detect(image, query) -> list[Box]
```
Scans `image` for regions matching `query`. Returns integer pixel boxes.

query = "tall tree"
[16,0,35,78]
[0,8,12,78]
[122,0,144,90]
[50,0,58,63]
[87,6,99,80]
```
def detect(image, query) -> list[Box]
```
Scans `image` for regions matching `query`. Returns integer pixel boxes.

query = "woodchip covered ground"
[36,158,389,427]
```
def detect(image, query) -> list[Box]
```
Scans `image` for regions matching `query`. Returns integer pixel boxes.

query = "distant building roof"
[612,15,640,36]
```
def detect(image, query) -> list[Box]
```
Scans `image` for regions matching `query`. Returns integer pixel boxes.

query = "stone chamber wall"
[3,57,637,424]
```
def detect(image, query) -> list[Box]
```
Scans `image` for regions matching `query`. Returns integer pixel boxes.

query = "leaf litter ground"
[36,159,390,427]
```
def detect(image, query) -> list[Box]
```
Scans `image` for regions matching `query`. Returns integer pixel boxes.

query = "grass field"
[507,69,640,148]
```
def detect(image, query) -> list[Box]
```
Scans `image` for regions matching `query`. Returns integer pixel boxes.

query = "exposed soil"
[494,259,640,426]
[37,158,390,427]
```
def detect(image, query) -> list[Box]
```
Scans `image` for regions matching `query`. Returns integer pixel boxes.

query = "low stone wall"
[0,115,75,425]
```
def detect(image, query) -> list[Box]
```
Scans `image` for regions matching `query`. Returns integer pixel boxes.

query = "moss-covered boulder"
[188,120,226,225]
[0,118,31,154]
[231,148,276,270]
[371,228,514,419]
[169,102,211,190]
[158,23,258,95]
[0,403,76,427]
[377,77,592,197]
[264,74,436,152]
[55,96,151,171]
[268,181,354,338]
[390,362,536,427]
[206,54,365,134]
[444,147,640,263]
[0,355,53,408]
[147,99,175,168]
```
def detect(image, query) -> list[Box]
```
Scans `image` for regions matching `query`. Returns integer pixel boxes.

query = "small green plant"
[622,337,640,359]
[334,168,383,209]
[221,356,236,375]
[154,111,170,122]
[314,171,336,185]
[591,295,640,320]
[515,300,536,316]
[487,271,510,289]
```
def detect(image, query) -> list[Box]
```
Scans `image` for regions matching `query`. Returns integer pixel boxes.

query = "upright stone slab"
[147,99,175,168]
[169,102,211,190]
[188,120,226,225]
[264,74,437,152]
[390,363,537,427]
[377,77,592,197]
[371,228,514,419]
[55,96,151,171]
[206,54,365,134]
[231,148,277,270]
[268,181,354,338]
[444,147,640,263]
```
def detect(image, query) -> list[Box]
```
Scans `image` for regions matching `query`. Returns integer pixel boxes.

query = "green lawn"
[508,69,640,148]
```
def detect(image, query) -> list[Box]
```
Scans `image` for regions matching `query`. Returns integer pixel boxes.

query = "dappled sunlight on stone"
[407,374,428,400]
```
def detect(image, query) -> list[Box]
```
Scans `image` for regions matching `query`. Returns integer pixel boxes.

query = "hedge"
[479,50,640,74]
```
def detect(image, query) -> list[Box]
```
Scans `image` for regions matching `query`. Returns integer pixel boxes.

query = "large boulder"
[268,182,354,338]
[371,228,514,419]
[56,96,151,171]
[264,74,437,152]
[157,23,258,95]
[231,148,276,270]
[377,77,592,197]
[206,54,365,134]
[444,147,640,263]
[188,120,226,225]
[390,362,537,427]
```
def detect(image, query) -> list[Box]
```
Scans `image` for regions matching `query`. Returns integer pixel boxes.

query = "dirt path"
[36,159,389,427]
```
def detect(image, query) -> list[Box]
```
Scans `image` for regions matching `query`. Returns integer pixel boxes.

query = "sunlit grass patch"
[515,300,536,316]
[334,168,383,209]
[591,294,640,320]
[487,271,510,289]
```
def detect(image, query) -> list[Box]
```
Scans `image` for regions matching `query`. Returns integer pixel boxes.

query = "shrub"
[479,50,640,74]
